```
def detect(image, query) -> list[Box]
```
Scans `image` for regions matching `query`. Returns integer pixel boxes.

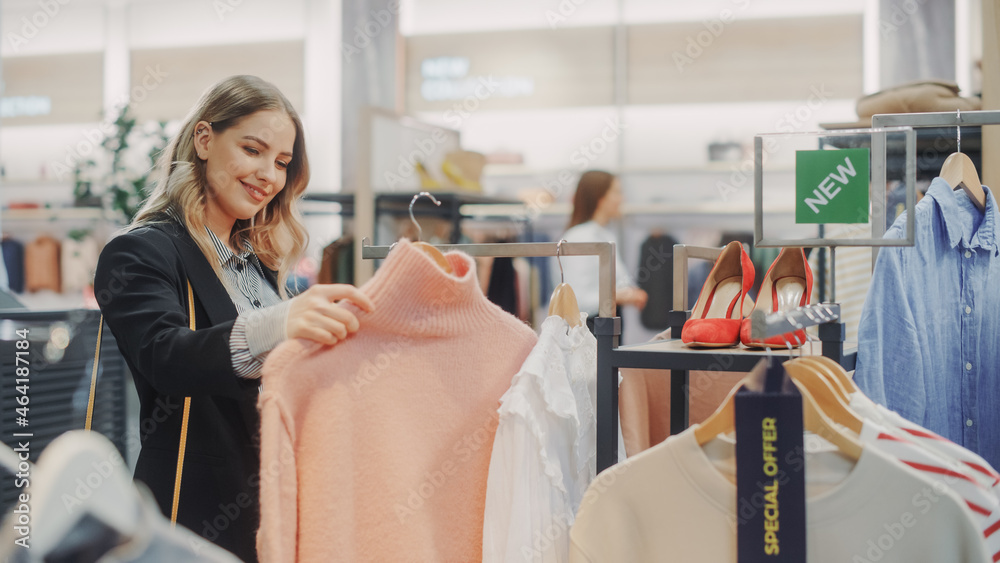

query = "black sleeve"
[95,230,250,399]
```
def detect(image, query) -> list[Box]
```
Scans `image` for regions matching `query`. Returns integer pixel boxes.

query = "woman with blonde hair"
[95,75,372,562]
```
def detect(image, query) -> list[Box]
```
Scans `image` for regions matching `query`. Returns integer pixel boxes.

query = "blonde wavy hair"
[131,75,309,299]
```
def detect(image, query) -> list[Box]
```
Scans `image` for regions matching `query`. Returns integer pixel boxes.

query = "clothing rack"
[360,239,618,318]
[361,239,856,474]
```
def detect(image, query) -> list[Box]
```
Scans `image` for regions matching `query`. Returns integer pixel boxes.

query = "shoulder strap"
[87,279,195,526]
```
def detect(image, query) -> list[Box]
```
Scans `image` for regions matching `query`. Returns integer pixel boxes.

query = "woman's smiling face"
[195,109,296,237]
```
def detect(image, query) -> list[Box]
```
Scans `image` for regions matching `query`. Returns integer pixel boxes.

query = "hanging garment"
[569,426,987,562]
[636,233,676,330]
[0,431,240,563]
[486,256,518,317]
[24,235,61,293]
[256,240,538,563]
[61,235,99,293]
[855,179,1000,469]
[483,315,625,563]
[858,418,1000,559]
[850,392,1000,494]
[2,238,25,293]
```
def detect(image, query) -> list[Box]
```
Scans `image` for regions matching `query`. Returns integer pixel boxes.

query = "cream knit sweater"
[256,240,538,563]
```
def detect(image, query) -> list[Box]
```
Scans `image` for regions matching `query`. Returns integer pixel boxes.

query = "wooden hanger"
[792,357,852,402]
[695,360,862,461]
[802,355,861,396]
[940,110,986,211]
[548,239,583,327]
[784,358,863,434]
[408,192,453,274]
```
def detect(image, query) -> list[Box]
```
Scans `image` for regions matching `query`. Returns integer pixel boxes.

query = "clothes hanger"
[792,356,853,402]
[547,239,583,327]
[940,109,986,211]
[783,358,863,434]
[408,192,453,274]
[801,354,861,396]
[695,356,862,461]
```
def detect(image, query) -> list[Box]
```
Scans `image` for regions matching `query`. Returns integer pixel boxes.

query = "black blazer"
[95,218,275,563]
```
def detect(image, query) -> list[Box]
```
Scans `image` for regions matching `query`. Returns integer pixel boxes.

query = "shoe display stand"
[593,244,857,473]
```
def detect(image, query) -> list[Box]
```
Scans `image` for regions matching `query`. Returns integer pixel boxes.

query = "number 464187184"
[14,328,30,424]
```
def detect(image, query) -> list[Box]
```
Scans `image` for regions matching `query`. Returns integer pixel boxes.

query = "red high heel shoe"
[740,247,813,348]
[682,241,755,348]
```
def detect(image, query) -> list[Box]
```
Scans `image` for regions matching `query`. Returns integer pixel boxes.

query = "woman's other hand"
[286,284,375,345]
[617,287,648,310]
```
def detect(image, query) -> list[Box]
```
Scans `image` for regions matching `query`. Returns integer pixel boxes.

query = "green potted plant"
[75,104,170,222]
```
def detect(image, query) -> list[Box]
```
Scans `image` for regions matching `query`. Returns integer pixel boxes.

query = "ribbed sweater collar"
[355,239,504,337]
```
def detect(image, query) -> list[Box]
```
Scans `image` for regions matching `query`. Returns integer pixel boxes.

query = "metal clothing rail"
[360,239,618,319]
[872,109,1000,128]
[871,110,1000,266]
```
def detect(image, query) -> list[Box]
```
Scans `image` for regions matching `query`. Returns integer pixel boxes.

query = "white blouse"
[483,315,625,563]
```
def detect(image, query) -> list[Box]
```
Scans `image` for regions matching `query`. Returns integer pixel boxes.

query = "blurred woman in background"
[557,170,647,332]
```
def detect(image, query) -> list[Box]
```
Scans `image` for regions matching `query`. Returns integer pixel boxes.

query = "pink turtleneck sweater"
[256,240,538,563]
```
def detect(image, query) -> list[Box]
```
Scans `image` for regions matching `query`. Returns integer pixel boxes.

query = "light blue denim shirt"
[855,178,1000,469]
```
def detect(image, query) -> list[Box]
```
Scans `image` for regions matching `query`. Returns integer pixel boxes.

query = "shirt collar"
[925,177,999,257]
[204,226,255,265]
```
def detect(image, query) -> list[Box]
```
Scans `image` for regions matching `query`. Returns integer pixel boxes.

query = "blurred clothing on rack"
[636,233,676,330]
[61,235,99,293]
[2,237,24,293]
[318,236,354,285]
[25,235,61,293]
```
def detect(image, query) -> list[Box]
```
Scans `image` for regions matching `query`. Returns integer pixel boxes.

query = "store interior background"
[0,0,988,346]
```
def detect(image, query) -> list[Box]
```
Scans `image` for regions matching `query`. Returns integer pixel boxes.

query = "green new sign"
[795,148,870,224]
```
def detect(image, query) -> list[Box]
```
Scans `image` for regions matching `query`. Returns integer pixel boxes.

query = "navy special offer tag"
[734,379,806,562]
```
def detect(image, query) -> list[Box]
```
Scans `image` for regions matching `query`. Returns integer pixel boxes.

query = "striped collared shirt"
[204,227,290,379]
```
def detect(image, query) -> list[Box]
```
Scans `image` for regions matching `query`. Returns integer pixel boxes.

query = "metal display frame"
[870,110,1000,263]
[753,126,917,248]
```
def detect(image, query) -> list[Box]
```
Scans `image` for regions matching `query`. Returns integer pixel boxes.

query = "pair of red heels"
[681,241,813,348]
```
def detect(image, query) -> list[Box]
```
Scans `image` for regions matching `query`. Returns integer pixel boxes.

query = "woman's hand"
[286,284,375,346]
[617,287,649,310]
